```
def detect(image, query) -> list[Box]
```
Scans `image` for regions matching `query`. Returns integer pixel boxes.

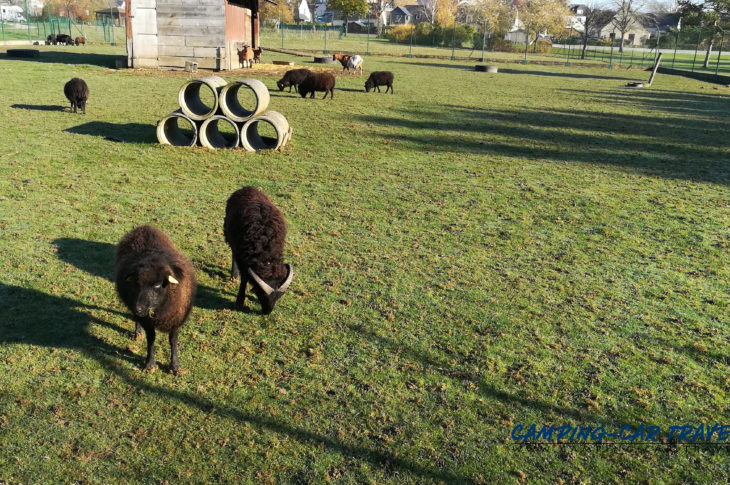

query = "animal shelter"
[125,0,260,70]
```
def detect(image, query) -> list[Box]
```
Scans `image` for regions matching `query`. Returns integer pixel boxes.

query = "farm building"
[125,0,260,70]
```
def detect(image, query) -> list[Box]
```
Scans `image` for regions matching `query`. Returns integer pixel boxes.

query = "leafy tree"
[434,0,459,26]
[328,0,369,34]
[517,0,571,58]
[260,0,295,23]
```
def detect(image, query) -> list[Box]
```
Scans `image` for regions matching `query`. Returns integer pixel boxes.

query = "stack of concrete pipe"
[156,76,292,151]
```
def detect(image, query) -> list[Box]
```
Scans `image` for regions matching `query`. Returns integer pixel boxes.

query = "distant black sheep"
[64,78,89,114]
[277,68,312,93]
[56,34,73,45]
[298,72,335,100]
[115,225,197,374]
[364,71,394,94]
[224,187,293,314]
[46,34,56,45]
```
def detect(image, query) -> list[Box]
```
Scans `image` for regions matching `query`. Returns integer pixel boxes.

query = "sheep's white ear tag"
[168,275,179,285]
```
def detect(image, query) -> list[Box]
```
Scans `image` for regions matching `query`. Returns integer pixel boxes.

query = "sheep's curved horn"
[248,267,274,295]
[168,275,179,285]
[279,264,294,291]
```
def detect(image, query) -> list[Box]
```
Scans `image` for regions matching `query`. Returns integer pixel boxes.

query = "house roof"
[391,6,411,16]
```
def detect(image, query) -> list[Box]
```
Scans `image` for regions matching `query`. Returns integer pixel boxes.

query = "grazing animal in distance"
[253,46,262,64]
[238,45,254,68]
[276,68,312,93]
[298,72,335,100]
[333,53,351,71]
[56,34,73,45]
[364,71,394,94]
[46,34,56,45]
[346,54,363,75]
[224,187,293,314]
[64,78,89,114]
[75,36,86,46]
[115,225,197,375]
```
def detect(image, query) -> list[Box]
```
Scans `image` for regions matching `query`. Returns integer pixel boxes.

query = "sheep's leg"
[376,86,381,93]
[143,326,156,371]
[133,322,144,341]
[169,327,181,374]
[81,102,86,115]
[231,252,240,279]
[235,276,248,310]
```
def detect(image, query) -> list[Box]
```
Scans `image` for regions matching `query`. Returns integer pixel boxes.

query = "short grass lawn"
[1,46,729,483]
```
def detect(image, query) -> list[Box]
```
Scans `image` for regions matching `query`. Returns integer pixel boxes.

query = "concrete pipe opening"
[219,78,270,123]
[199,115,240,149]
[178,76,227,121]
[157,111,198,147]
[240,111,291,152]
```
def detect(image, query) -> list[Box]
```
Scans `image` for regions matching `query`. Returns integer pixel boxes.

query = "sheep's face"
[364,80,373,93]
[122,265,179,318]
[299,89,309,98]
[277,80,286,91]
[248,264,293,315]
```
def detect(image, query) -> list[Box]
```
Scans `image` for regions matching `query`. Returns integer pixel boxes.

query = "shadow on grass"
[63,121,157,144]
[353,93,730,185]
[498,68,636,81]
[52,237,240,312]
[0,281,479,483]
[2,49,125,68]
[11,103,67,112]
[344,322,623,431]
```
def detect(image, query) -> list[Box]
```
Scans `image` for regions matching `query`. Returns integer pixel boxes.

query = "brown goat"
[239,46,254,68]
[115,225,197,374]
[333,53,351,72]
[224,187,293,314]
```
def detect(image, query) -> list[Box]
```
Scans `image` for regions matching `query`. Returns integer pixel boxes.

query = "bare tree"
[610,0,645,53]
[575,4,615,59]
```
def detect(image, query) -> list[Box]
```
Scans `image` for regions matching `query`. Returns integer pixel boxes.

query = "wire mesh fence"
[551,27,730,80]
[0,15,123,45]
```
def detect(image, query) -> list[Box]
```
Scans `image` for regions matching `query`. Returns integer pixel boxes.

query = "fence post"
[715,27,725,77]
[480,20,486,62]
[566,26,573,66]
[1,17,4,42]
[408,22,414,58]
[672,30,678,68]
[692,28,701,72]
[450,20,456,61]
[25,0,31,41]
[280,18,284,49]
[323,25,327,53]
[654,29,661,64]
[366,20,370,55]
[608,39,614,69]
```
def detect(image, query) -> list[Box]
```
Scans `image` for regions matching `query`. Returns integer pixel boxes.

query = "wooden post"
[648,52,663,86]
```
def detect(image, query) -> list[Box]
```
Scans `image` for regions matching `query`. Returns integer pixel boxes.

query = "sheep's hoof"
[171,367,187,376]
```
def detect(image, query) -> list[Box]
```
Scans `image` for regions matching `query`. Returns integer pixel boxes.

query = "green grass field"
[1,45,729,483]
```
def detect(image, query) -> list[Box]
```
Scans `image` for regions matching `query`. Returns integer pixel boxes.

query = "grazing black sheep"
[364,71,394,94]
[224,187,293,314]
[64,78,89,114]
[298,72,335,100]
[277,68,312,93]
[46,34,56,45]
[115,225,197,374]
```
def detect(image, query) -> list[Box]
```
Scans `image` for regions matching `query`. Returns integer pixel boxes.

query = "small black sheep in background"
[46,34,56,45]
[64,78,89,114]
[56,34,73,45]
[277,68,312,93]
[365,71,394,94]
[224,187,293,314]
[115,225,197,374]
[298,72,335,100]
